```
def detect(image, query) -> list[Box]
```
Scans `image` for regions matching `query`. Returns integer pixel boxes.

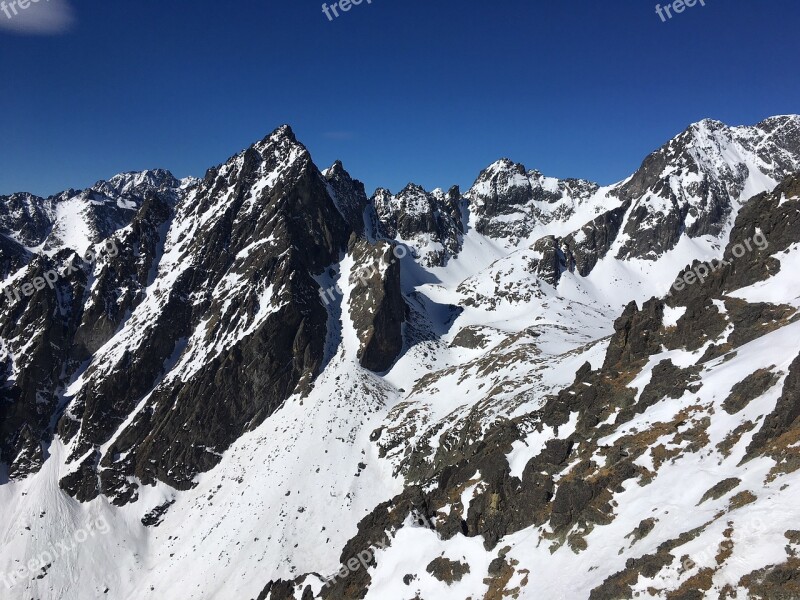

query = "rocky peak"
[467,159,600,245]
[615,115,800,260]
[100,169,182,197]
[0,192,56,248]
[50,124,352,502]
[4,117,800,600]
[324,160,369,236]
[370,182,465,267]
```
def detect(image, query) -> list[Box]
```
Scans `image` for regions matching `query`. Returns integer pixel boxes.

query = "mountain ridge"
[1,115,799,600]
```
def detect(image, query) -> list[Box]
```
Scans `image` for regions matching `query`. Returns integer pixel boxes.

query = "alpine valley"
[1,115,800,600]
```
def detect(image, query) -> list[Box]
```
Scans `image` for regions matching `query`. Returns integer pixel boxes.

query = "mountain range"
[1,115,799,599]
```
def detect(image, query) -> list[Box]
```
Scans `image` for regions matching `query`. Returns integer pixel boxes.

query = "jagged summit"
[102,168,180,195]
[257,123,298,146]
[1,116,800,600]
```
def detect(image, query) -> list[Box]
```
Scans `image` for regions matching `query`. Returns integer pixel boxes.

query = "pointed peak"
[478,158,528,180]
[684,118,728,137]
[249,125,311,165]
[252,125,304,155]
[268,124,297,142]
[101,169,181,195]
[693,117,726,128]
[398,183,430,197]
[447,185,462,199]
[324,159,346,177]
[371,187,393,201]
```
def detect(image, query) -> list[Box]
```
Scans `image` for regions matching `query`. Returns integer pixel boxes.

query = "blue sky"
[1,0,798,197]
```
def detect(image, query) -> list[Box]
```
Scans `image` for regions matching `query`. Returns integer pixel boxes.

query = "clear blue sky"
[1,0,798,197]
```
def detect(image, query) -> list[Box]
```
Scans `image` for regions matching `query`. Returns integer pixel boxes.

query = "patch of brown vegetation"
[722,367,780,415]
[716,420,756,458]
[698,478,741,505]
[568,532,589,553]
[638,406,711,472]
[728,490,757,510]
[764,423,800,483]
[588,525,710,600]
[482,551,528,600]
[666,567,715,599]
[715,525,735,565]
[652,443,683,471]
[426,555,471,585]
[739,556,800,599]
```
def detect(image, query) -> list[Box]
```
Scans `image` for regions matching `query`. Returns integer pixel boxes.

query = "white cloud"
[0,0,75,35]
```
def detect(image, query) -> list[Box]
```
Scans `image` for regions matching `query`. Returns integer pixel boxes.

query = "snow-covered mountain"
[1,115,799,600]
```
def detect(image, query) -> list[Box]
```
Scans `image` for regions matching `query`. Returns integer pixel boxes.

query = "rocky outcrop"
[0,251,87,478]
[745,352,800,460]
[616,116,800,260]
[531,235,568,286]
[603,299,665,370]
[561,201,629,276]
[59,126,353,499]
[71,191,174,362]
[0,169,187,482]
[722,368,780,415]
[531,201,630,285]
[347,237,406,372]
[0,233,31,279]
[325,160,369,237]
[0,192,56,247]
[468,158,599,245]
[371,184,464,267]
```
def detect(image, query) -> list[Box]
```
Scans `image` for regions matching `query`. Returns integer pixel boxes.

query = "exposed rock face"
[615,116,800,260]
[0,125,410,505]
[531,201,630,285]
[324,160,369,236]
[0,192,57,247]
[258,173,800,600]
[71,192,174,362]
[468,158,599,245]
[347,238,406,372]
[561,201,630,277]
[0,170,185,484]
[745,352,800,459]
[603,298,665,369]
[371,184,464,267]
[3,119,800,600]
[722,368,780,415]
[531,235,569,286]
[0,233,31,278]
[57,126,355,499]
[0,250,90,478]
